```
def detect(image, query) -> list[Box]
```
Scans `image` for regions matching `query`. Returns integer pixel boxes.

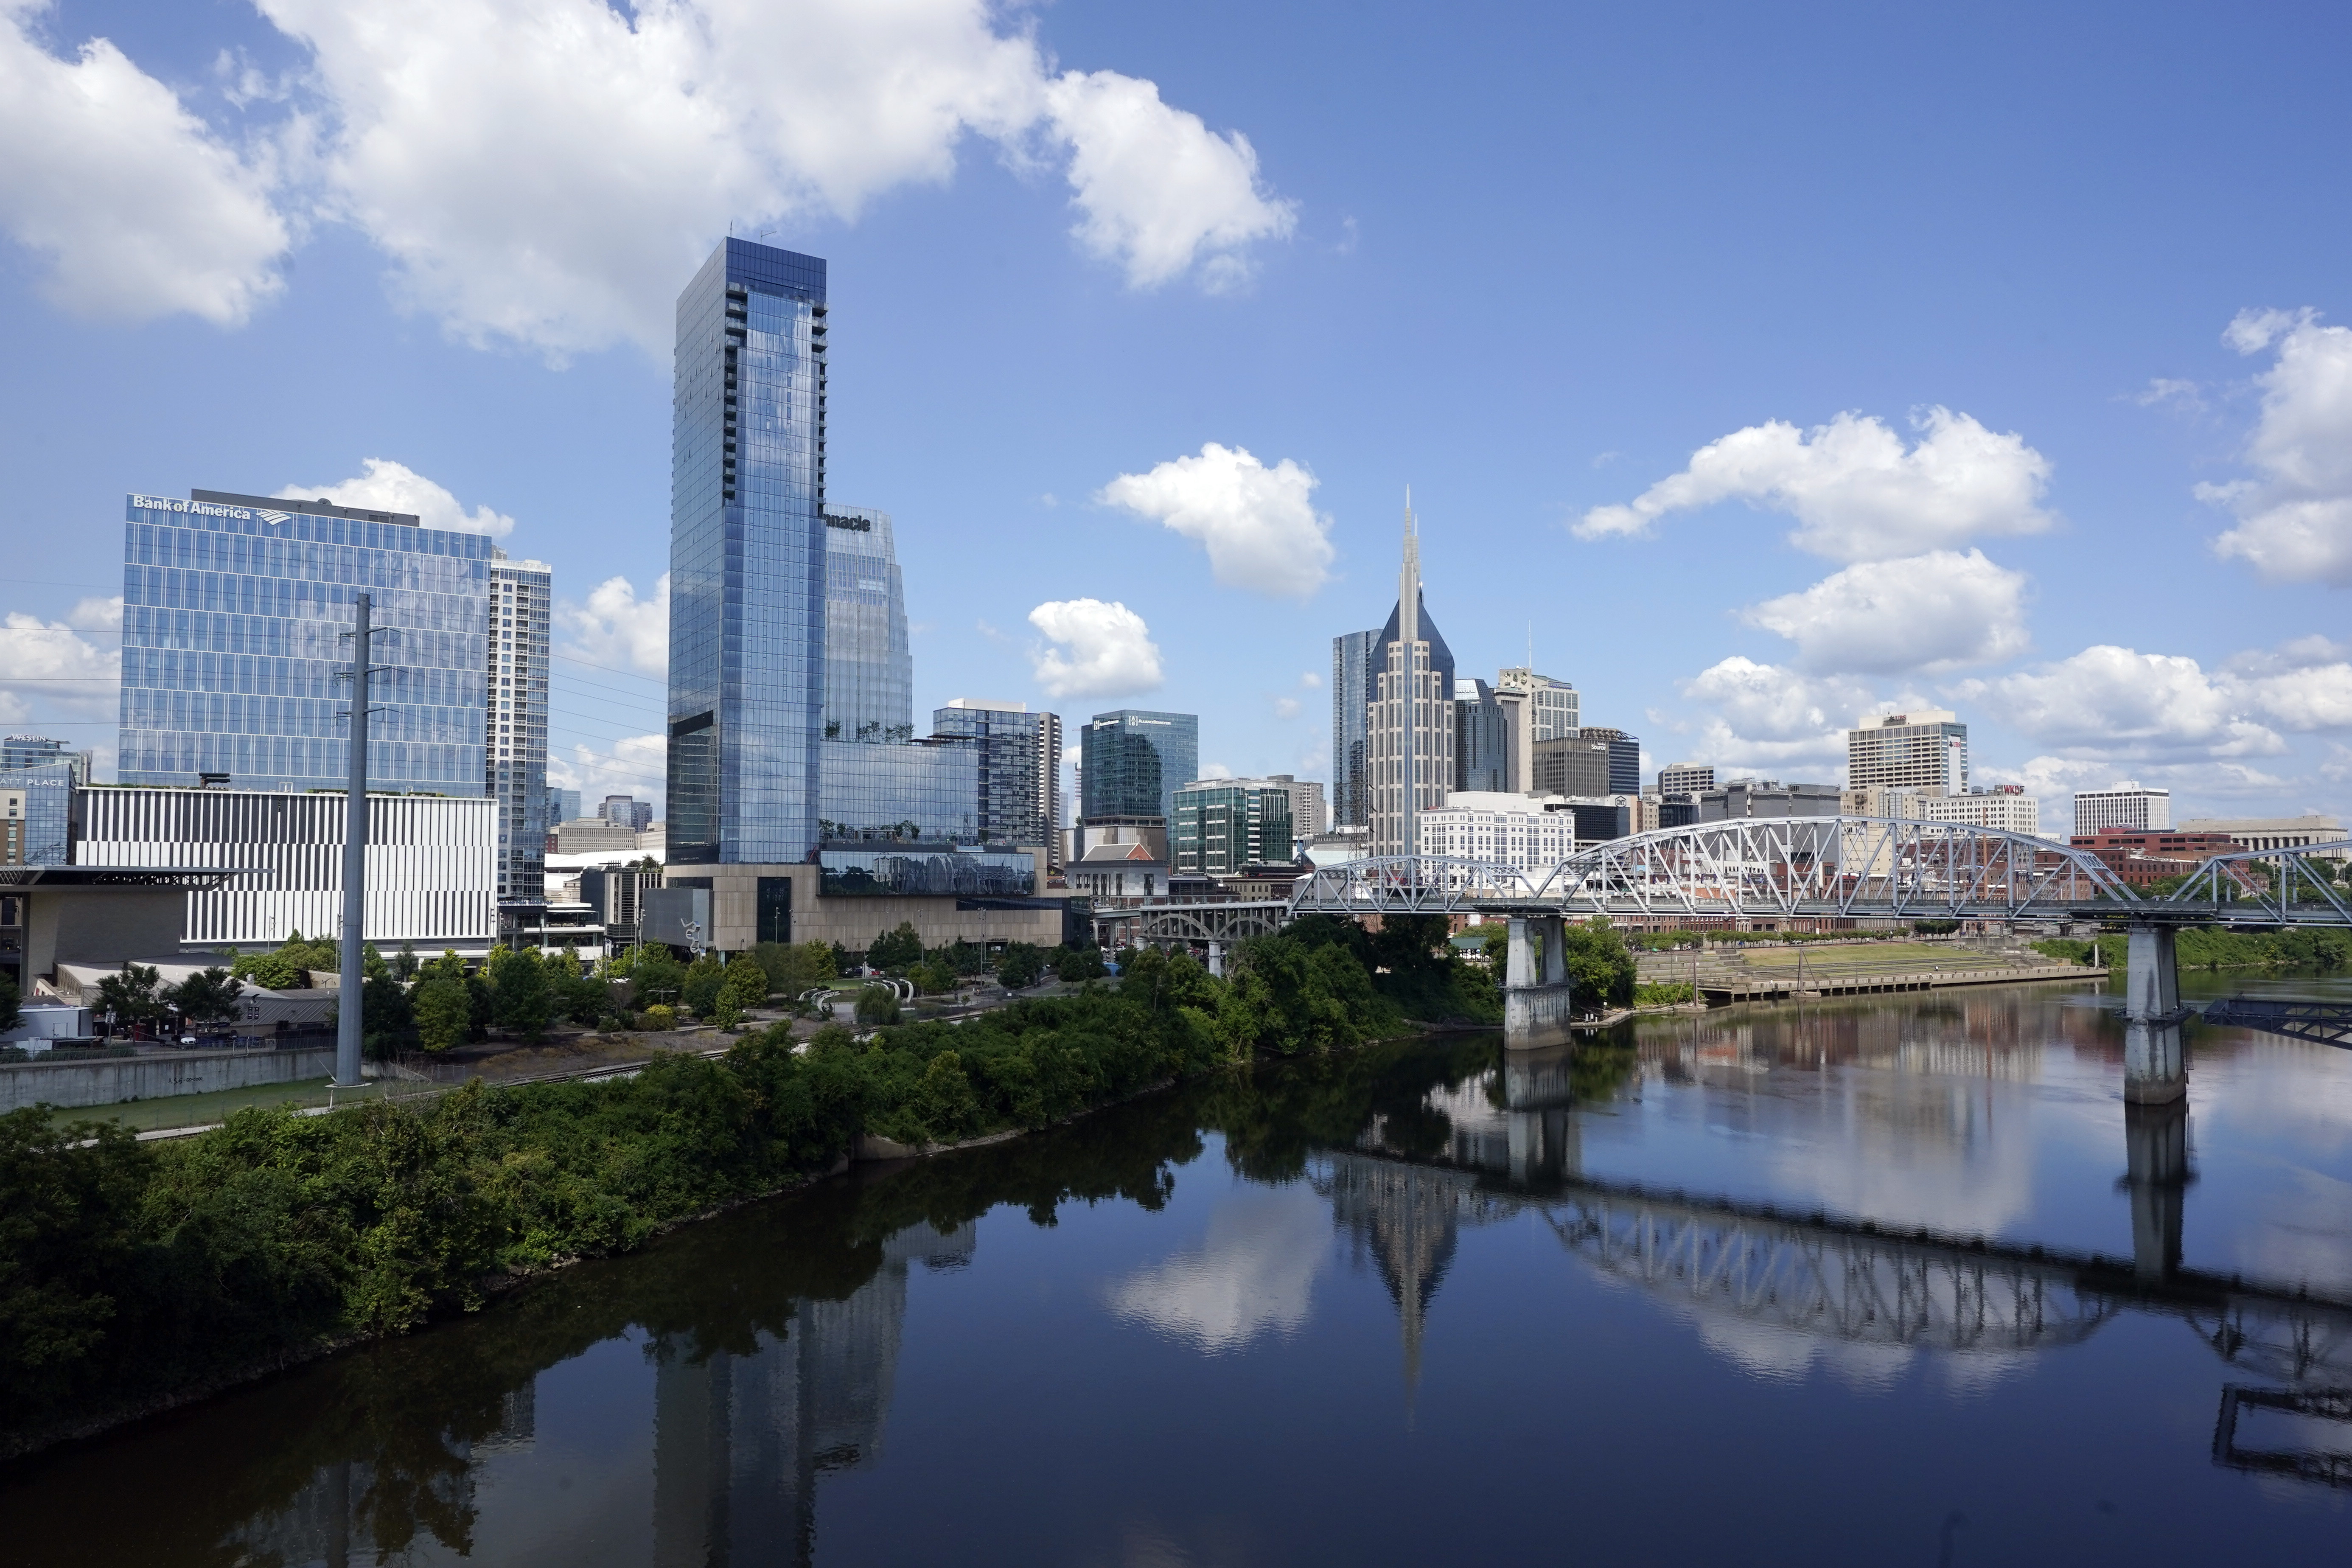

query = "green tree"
[628,944,687,1007]
[753,940,837,1001]
[1559,919,1637,1009]
[0,972,19,1033]
[911,1049,980,1142]
[721,954,771,1013]
[361,972,416,1055]
[854,986,902,1025]
[413,974,472,1053]
[0,1109,154,1417]
[392,941,421,982]
[681,952,729,1019]
[866,922,923,974]
[1053,944,1105,982]
[547,948,608,1026]
[488,946,554,1039]
[228,931,341,991]
[161,968,244,1027]
[94,962,164,1028]
[996,942,1045,989]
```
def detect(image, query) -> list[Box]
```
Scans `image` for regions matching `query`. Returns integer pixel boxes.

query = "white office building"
[1847,708,1968,794]
[2074,787,2171,834]
[76,785,496,949]
[2179,815,2348,859]
[1845,784,2041,838]
[1657,762,1715,796]
[1418,792,1577,886]
[487,554,552,902]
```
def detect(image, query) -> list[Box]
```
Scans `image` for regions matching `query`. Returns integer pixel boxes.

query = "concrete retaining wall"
[0,1046,335,1112]
[1504,984,1576,1051]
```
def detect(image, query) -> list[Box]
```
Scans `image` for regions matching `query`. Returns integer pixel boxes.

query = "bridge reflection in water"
[1320,1040,2352,1484]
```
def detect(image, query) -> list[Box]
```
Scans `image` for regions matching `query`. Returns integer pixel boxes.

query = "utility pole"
[335,593,374,1090]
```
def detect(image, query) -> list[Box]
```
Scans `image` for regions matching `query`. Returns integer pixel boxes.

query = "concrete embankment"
[0,1045,335,1113]
[1635,940,2100,1006]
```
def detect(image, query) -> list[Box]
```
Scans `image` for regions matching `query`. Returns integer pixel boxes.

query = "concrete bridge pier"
[2123,1097,2190,1283]
[2122,923,2188,1104]
[1503,915,1575,1051]
[1502,1043,1581,1184]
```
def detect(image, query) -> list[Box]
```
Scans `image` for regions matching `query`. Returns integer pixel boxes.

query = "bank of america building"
[107,490,498,947]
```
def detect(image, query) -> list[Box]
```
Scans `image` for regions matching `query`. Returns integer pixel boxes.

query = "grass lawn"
[43,1075,421,1135]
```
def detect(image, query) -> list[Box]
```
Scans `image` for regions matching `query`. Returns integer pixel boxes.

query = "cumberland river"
[6,973,2352,1566]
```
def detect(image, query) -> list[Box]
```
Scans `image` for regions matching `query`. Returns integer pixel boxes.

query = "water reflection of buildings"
[230,1223,969,1567]
[655,1221,974,1568]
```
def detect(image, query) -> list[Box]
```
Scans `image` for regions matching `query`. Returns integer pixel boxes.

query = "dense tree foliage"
[865,923,924,974]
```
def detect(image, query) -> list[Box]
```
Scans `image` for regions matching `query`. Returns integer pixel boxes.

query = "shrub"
[720,954,771,1012]
[641,1004,678,1031]
[681,953,729,1019]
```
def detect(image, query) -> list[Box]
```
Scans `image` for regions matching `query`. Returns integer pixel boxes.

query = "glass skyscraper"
[666,239,829,866]
[931,700,1061,847]
[117,490,490,792]
[1079,710,1199,824]
[1330,628,1381,827]
[822,506,912,743]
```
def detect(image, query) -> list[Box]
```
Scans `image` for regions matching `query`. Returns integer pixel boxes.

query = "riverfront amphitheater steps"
[1634,940,2097,1004]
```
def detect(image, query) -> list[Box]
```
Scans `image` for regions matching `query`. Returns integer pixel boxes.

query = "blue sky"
[3,0,2348,832]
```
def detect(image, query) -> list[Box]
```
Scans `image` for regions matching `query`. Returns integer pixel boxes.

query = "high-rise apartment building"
[2074,787,2171,835]
[665,239,829,867]
[1578,726,1643,795]
[1454,677,1510,794]
[821,506,912,743]
[1331,628,1382,827]
[1369,505,1455,857]
[1846,709,1968,794]
[0,735,91,783]
[119,490,491,792]
[1657,762,1715,796]
[1079,711,1198,825]
[932,700,1062,850]
[1173,779,1296,876]
[1259,774,1327,839]
[486,555,551,902]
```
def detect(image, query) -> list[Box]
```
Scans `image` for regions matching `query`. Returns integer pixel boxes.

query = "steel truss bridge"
[1284,818,2352,929]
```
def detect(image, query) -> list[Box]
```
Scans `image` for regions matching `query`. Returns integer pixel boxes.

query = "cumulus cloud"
[2201,308,2352,586]
[1098,443,1333,597]
[2221,636,2352,731]
[1578,407,2055,562]
[546,732,667,820]
[1676,657,1880,776]
[277,459,515,538]
[0,1,289,324]
[1982,645,2285,760]
[556,573,671,677]
[243,0,1290,355]
[1741,550,2030,674]
[0,595,121,730]
[1026,598,1162,698]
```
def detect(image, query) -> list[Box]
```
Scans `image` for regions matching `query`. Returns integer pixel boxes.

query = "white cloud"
[1098,443,1333,597]
[546,732,667,819]
[1676,657,1879,777]
[1984,645,2284,760]
[1197,761,1234,780]
[1741,550,2030,674]
[1272,697,1301,719]
[0,0,289,325]
[0,595,120,729]
[248,0,1290,356]
[2131,377,2205,413]
[1041,70,1295,292]
[2202,308,2352,586]
[557,573,670,677]
[1578,407,2055,563]
[1026,598,1162,699]
[2221,636,2352,731]
[277,459,515,538]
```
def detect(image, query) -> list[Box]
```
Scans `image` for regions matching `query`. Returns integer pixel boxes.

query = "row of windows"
[81,787,492,847]
[126,505,494,562]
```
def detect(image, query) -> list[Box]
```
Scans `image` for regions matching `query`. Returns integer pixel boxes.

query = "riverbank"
[1,926,1490,1461]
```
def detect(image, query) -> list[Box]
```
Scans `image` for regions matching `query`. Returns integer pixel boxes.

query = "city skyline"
[3,5,2349,840]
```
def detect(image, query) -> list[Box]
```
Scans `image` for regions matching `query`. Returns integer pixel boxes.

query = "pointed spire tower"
[1369,490,1455,858]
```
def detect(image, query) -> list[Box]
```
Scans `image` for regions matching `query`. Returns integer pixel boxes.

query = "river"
[5,971,2350,1565]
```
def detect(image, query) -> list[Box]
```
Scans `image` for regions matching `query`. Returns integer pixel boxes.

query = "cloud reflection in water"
[1105,1185,1332,1352]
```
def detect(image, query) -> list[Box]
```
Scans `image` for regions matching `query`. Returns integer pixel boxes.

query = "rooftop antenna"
[1399,487,1420,860]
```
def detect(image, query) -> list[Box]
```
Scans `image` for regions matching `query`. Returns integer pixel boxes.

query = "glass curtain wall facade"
[1331,628,1381,827]
[1173,782,1295,876]
[1368,592,1456,857]
[0,736,91,783]
[486,556,551,901]
[118,491,490,792]
[817,739,979,844]
[1079,711,1199,824]
[1454,677,1509,793]
[821,506,912,742]
[667,240,829,866]
[931,701,1060,846]
[1578,726,1642,795]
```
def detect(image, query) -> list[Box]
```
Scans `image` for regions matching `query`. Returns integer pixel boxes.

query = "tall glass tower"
[1079,711,1199,824]
[1330,628,1381,827]
[117,490,490,792]
[666,239,829,866]
[821,506,912,743]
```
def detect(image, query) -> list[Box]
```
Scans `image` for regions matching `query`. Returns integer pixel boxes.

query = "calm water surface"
[7,973,2352,1566]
